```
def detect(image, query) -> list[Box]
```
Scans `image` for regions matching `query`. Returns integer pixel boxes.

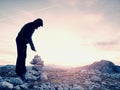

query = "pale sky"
[0,0,120,67]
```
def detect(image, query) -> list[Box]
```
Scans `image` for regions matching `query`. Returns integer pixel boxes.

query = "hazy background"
[0,0,120,67]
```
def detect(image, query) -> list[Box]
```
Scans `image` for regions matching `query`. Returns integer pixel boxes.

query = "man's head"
[33,18,43,29]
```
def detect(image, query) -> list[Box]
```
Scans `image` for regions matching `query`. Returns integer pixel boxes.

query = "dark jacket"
[17,22,36,50]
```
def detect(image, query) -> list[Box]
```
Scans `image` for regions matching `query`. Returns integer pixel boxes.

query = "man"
[16,18,43,78]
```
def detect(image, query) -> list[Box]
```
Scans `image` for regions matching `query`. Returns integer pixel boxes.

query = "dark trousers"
[16,36,27,76]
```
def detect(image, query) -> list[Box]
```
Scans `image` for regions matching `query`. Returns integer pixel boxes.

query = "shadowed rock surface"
[0,58,120,90]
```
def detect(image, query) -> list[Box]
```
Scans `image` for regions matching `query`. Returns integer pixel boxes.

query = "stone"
[6,77,24,86]
[25,72,37,81]
[0,81,13,90]
[90,76,101,82]
[30,55,44,66]
[32,85,41,90]
[32,65,43,71]
[84,80,93,86]
[88,83,101,90]
[40,72,48,81]
[20,83,29,90]
[13,85,21,90]
[72,84,84,90]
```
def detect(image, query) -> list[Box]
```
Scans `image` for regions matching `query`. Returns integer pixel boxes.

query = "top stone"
[30,55,44,66]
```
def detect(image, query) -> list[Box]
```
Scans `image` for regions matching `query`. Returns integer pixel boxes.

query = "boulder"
[82,60,120,73]
[6,77,23,86]
[0,81,13,90]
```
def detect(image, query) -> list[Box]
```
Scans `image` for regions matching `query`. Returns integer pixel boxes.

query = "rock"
[50,86,56,90]
[20,83,29,90]
[25,71,37,81]
[6,77,24,86]
[0,81,13,90]
[82,60,120,73]
[32,65,43,71]
[114,66,120,72]
[55,85,63,90]
[32,85,41,90]
[88,83,101,90]
[30,55,44,66]
[40,72,48,81]
[40,83,51,90]
[72,84,84,90]
[63,87,69,90]
[0,65,16,77]
[0,76,4,82]
[84,80,93,86]
[90,76,101,82]
[13,85,21,90]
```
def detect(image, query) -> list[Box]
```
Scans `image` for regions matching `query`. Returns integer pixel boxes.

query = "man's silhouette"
[16,18,43,78]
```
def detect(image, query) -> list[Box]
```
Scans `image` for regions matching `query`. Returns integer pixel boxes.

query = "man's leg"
[21,45,27,75]
[16,40,27,77]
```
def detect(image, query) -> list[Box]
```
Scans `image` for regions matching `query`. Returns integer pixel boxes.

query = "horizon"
[0,0,120,67]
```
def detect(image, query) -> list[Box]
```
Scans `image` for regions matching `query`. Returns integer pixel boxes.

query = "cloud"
[94,39,120,51]
[96,41,118,46]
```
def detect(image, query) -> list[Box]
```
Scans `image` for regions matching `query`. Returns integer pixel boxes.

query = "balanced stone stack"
[30,55,44,71]
[25,55,48,81]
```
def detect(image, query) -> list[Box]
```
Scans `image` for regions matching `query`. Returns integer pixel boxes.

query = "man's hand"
[28,38,36,52]
[31,46,36,51]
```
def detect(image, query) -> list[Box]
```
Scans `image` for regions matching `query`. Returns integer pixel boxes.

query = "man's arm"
[28,37,36,51]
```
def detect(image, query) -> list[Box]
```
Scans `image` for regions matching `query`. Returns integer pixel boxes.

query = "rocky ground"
[0,56,120,90]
